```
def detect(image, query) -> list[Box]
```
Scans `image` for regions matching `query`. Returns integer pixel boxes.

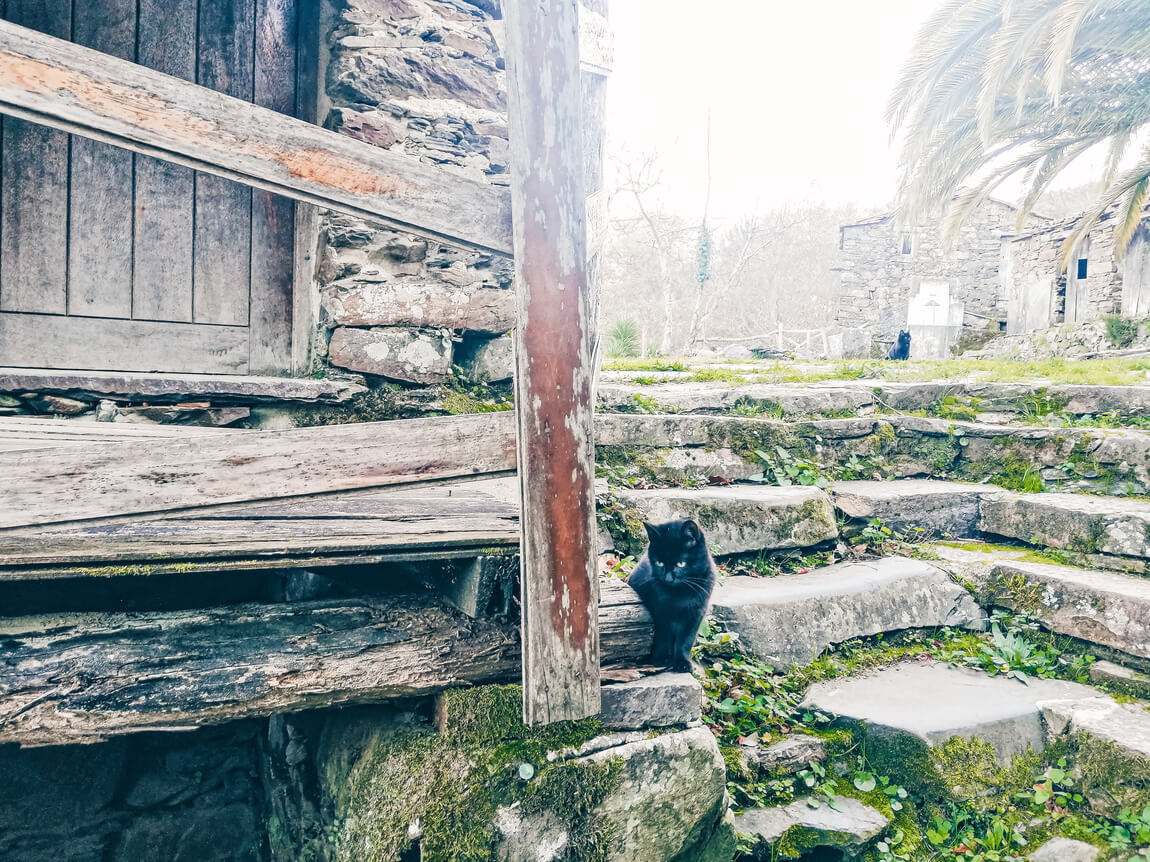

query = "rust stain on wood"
[0,50,416,200]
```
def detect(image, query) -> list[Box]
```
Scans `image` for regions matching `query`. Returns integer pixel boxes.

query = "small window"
[900,233,914,255]
[1077,258,1089,279]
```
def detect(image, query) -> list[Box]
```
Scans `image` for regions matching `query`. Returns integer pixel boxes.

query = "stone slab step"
[598,672,702,730]
[801,662,1093,785]
[979,493,1150,560]
[594,412,1150,496]
[972,560,1150,662]
[710,557,984,667]
[734,797,888,860]
[1040,696,1150,764]
[610,485,838,556]
[1088,659,1150,698]
[597,382,874,416]
[598,380,1150,418]
[832,479,1002,538]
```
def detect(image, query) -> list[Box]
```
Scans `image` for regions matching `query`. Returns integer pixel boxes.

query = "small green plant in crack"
[1095,804,1150,856]
[1016,757,1084,812]
[848,518,938,560]
[746,446,830,489]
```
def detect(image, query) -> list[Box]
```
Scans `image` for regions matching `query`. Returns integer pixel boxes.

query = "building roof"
[839,196,1053,232]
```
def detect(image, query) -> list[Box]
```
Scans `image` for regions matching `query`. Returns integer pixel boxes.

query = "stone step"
[1037,696,1150,818]
[598,671,703,730]
[979,493,1150,561]
[709,557,984,668]
[734,796,888,860]
[594,412,1150,495]
[597,379,1150,419]
[801,662,1094,794]
[606,485,838,556]
[1028,838,1100,862]
[832,479,1002,538]
[969,560,1150,663]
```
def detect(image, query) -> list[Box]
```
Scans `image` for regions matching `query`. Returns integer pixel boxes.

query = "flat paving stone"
[613,485,837,556]
[976,561,1150,661]
[980,493,1150,560]
[710,557,983,667]
[833,479,1003,538]
[803,662,1093,765]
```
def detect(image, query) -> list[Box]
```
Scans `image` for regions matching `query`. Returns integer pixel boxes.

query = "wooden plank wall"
[0,0,71,316]
[134,0,197,323]
[0,0,305,374]
[0,413,517,530]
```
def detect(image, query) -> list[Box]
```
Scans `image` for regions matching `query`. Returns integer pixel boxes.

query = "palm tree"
[889,0,1150,262]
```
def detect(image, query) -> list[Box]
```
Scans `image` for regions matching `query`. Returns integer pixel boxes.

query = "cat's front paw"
[666,660,692,674]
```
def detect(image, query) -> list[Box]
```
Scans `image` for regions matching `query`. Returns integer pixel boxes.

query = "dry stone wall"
[314,0,514,388]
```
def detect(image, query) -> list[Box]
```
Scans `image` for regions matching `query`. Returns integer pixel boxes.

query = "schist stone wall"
[1003,212,1150,334]
[834,200,1034,358]
[313,0,514,387]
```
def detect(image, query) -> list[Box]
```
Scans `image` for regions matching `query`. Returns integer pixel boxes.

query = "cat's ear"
[643,521,660,542]
[681,519,702,547]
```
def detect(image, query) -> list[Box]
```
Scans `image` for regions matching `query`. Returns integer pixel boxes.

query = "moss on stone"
[324,684,620,862]
[1075,732,1150,817]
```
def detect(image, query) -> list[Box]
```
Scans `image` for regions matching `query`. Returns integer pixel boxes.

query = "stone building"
[1003,208,1150,333]
[834,199,1049,358]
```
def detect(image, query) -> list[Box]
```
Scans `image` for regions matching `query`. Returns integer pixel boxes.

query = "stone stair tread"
[832,479,1003,538]
[971,560,1150,661]
[734,796,889,851]
[802,661,1093,763]
[979,493,1150,560]
[598,671,702,730]
[611,485,837,556]
[710,557,983,667]
[1039,696,1150,761]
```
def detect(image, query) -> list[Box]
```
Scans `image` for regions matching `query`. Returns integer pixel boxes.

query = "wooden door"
[0,0,302,375]
[1065,237,1091,324]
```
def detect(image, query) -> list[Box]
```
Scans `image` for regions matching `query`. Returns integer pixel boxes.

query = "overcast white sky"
[605,0,941,220]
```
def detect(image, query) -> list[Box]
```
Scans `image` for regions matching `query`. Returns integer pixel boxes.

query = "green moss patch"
[322,685,618,862]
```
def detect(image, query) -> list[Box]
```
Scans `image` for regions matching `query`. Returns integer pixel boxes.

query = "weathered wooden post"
[503,0,600,724]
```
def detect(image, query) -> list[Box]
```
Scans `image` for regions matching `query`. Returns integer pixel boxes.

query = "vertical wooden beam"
[504,0,599,724]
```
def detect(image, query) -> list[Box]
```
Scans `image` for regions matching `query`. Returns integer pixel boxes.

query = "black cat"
[886,329,911,360]
[627,519,716,673]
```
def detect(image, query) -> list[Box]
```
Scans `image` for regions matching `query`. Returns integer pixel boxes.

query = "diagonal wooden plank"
[0,19,512,254]
[0,412,517,530]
